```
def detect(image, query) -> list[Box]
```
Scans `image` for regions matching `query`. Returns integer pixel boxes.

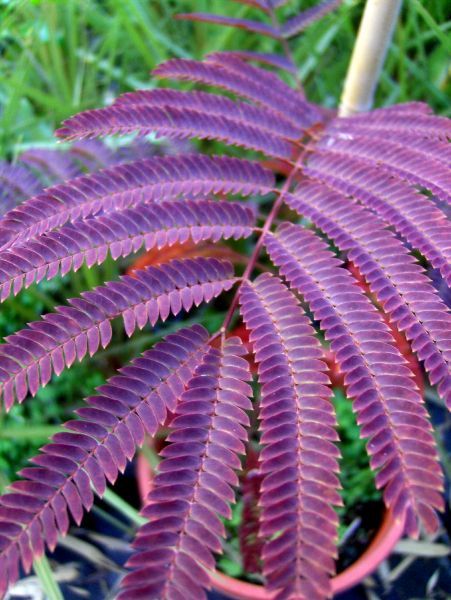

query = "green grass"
[0,0,449,158]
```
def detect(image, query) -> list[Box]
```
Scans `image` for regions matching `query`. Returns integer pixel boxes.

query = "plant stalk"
[33,555,64,600]
[216,148,308,338]
[339,0,403,116]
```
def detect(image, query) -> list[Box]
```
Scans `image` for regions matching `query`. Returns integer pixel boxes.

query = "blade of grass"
[33,555,64,600]
[102,488,146,526]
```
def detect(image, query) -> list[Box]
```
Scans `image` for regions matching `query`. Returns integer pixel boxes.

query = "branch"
[339,0,403,116]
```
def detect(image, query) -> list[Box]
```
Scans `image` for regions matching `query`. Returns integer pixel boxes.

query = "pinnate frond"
[239,274,340,600]
[0,257,236,410]
[176,13,280,38]
[178,1,341,41]
[281,0,341,38]
[154,56,319,128]
[69,140,116,171]
[0,155,274,251]
[0,324,208,598]
[240,455,264,573]
[307,152,451,283]
[0,162,42,214]
[316,136,451,204]
[286,183,451,410]
[225,0,273,11]
[119,336,252,600]
[0,200,254,302]
[113,89,302,140]
[58,96,296,159]
[265,224,444,535]
[326,115,451,166]
[207,51,296,74]
[19,148,81,183]
[205,52,321,121]
[333,109,450,140]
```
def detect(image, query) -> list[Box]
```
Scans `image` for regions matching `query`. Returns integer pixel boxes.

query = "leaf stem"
[215,150,308,338]
[267,6,303,94]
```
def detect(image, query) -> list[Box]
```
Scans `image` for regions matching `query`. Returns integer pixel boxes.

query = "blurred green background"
[0,0,449,514]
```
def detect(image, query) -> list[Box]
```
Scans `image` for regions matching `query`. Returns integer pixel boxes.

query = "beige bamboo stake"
[339,0,403,117]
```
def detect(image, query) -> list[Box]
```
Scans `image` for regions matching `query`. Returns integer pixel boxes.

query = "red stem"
[214,150,307,339]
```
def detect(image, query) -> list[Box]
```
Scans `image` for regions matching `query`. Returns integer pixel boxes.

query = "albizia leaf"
[265,224,444,536]
[205,52,321,121]
[0,257,236,410]
[356,102,433,117]
[127,240,246,273]
[69,140,116,171]
[239,274,340,600]
[315,136,451,204]
[240,457,264,573]
[324,122,451,166]
[285,183,451,410]
[0,155,274,251]
[206,50,296,74]
[118,336,252,600]
[0,200,254,302]
[281,0,341,38]
[19,148,80,183]
[270,0,291,7]
[221,0,272,10]
[0,324,208,594]
[154,56,319,129]
[332,109,450,140]
[176,13,280,38]
[57,103,295,159]
[113,89,302,140]
[306,152,451,284]
[0,162,42,214]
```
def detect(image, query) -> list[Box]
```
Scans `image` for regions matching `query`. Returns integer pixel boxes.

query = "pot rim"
[136,453,405,599]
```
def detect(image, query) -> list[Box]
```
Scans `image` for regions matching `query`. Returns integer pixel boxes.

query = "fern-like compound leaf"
[286,183,451,410]
[58,99,296,159]
[179,1,341,41]
[118,335,252,600]
[222,0,274,12]
[113,89,302,140]
[0,257,236,410]
[19,148,81,183]
[239,274,340,600]
[176,13,280,39]
[0,324,209,598]
[206,50,296,74]
[265,224,444,535]
[69,140,117,171]
[0,162,42,215]
[153,56,320,128]
[281,0,341,38]
[316,135,451,204]
[332,109,451,140]
[306,152,451,284]
[0,200,254,302]
[0,155,274,251]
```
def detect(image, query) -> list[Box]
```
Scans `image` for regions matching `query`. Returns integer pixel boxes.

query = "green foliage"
[0,0,449,157]
[334,389,380,512]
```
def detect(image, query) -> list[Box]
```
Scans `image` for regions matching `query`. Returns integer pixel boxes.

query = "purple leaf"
[0,258,236,409]
[239,274,340,599]
[118,336,251,600]
[0,325,209,590]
